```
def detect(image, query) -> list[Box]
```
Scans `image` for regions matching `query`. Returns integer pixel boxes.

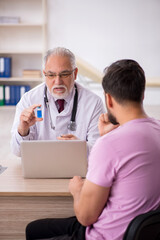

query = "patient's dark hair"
[102,59,146,103]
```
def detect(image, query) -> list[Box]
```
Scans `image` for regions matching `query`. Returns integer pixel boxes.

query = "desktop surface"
[0,158,74,240]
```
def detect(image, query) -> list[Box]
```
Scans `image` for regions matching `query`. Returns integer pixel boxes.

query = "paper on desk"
[0,165,7,174]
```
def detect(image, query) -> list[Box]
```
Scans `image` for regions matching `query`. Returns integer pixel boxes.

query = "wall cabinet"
[0,0,47,88]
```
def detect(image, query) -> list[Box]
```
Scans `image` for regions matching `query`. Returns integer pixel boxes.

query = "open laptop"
[20,140,87,179]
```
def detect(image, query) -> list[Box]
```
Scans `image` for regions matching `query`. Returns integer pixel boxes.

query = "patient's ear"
[106,93,113,108]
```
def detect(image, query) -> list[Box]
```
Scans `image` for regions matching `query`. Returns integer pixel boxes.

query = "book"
[23,70,41,74]
[19,85,30,99]
[0,57,11,78]
[0,16,20,24]
[0,58,4,77]
[4,85,11,105]
[22,69,41,78]
[4,85,30,106]
[0,85,4,106]
[10,85,15,105]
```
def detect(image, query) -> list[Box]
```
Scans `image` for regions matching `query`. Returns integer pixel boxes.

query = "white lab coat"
[11,82,105,157]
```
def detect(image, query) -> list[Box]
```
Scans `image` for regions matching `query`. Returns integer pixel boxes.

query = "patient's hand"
[69,176,84,196]
[98,113,119,136]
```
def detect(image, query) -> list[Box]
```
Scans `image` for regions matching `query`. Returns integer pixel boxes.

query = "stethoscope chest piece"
[67,121,77,131]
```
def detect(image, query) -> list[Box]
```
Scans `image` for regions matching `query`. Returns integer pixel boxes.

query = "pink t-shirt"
[86,118,160,240]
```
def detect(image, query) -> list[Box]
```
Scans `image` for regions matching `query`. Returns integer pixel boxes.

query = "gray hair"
[43,47,76,69]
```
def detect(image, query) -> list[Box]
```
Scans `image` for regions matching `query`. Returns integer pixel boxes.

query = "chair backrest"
[123,209,160,240]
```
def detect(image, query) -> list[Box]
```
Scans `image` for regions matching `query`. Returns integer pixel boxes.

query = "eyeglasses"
[44,69,75,80]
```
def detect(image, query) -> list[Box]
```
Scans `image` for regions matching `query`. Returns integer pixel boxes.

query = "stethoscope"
[44,84,78,131]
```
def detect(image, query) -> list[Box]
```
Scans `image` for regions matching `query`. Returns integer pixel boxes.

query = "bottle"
[37,106,42,118]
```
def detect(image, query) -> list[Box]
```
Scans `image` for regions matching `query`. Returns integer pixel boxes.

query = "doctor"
[11,47,105,157]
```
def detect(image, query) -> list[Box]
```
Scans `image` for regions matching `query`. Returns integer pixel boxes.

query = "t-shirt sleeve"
[86,136,117,188]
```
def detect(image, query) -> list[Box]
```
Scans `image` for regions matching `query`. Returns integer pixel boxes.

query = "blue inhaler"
[37,106,42,118]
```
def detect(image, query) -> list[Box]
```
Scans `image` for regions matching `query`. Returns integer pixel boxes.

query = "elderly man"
[11,47,104,156]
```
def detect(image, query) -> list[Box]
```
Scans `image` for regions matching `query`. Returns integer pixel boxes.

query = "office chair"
[37,209,160,240]
[123,208,160,240]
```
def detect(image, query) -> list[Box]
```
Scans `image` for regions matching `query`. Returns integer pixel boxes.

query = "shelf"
[0,105,16,110]
[146,83,160,87]
[0,77,43,82]
[0,50,43,54]
[0,23,43,27]
[0,0,46,89]
[146,78,160,87]
[0,0,45,25]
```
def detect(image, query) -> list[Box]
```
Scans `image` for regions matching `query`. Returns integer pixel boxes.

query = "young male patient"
[26,59,160,240]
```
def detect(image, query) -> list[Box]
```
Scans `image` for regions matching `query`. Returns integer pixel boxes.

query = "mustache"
[52,85,67,91]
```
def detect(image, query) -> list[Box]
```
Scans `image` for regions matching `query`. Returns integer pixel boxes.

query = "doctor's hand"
[98,113,119,136]
[18,104,43,136]
[57,134,79,140]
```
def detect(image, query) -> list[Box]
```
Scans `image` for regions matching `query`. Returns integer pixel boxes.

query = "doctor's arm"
[11,101,42,157]
[18,104,43,136]
[69,176,110,226]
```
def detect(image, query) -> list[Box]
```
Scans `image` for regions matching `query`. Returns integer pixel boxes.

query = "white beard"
[50,83,74,99]
[50,85,68,99]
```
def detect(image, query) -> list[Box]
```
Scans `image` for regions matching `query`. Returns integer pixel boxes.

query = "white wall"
[47,0,160,105]
[47,0,160,78]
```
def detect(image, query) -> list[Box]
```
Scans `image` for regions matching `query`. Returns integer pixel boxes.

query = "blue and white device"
[37,106,42,118]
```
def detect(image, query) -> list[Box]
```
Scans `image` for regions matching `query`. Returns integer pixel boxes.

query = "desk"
[0,158,74,240]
